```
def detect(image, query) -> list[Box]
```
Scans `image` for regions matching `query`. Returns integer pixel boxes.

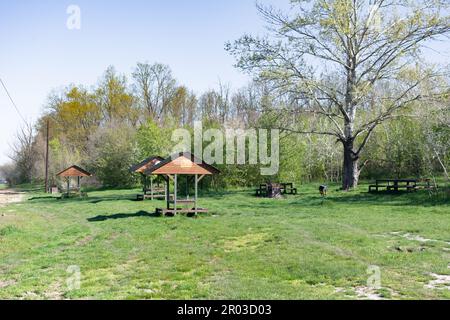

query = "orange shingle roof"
[57,165,92,177]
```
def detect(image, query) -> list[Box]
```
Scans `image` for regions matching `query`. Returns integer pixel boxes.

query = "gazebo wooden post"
[67,177,70,197]
[150,176,154,200]
[174,174,178,214]
[77,176,80,190]
[165,175,170,210]
[194,174,198,213]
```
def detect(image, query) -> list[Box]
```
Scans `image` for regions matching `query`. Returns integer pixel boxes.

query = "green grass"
[0,183,449,299]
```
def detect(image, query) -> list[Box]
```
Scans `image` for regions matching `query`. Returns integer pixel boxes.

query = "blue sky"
[0,0,282,165]
[1,0,449,165]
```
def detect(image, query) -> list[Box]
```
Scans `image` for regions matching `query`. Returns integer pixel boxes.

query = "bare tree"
[227,0,450,189]
[8,122,38,183]
[198,82,232,123]
[132,62,177,122]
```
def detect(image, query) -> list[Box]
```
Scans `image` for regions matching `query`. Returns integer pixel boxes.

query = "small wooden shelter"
[130,156,164,200]
[145,152,220,216]
[56,165,92,196]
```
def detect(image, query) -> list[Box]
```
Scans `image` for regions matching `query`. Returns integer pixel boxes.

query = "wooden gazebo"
[56,165,92,197]
[145,152,220,216]
[130,156,164,200]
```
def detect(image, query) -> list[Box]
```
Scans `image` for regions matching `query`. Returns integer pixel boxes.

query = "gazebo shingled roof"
[130,156,164,174]
[56,165,92,177]
[145,152,220,176]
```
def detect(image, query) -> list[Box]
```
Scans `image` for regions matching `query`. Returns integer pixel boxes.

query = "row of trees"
[1,1,449,190]
[1,63,447,189]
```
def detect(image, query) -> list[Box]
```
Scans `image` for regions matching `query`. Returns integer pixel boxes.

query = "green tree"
[96,66,137,124]
[136,119,173,159]
[46,86,101,153]
[87,122,138,187]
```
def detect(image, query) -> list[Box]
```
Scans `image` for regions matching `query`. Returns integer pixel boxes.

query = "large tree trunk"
[342,139,359,190]
[342,51,359,190]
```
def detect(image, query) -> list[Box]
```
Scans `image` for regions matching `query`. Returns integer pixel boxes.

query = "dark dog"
[319,185,328,196]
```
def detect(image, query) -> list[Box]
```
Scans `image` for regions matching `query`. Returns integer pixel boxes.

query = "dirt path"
[0,189,26,207]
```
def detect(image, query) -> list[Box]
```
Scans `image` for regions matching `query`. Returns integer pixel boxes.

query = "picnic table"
[256,182,297,197]
[143,186,166,199]
[368,179,432,193]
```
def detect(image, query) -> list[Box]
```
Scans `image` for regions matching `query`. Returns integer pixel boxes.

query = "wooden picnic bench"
[368,179,433,193]
[415,178,435,190]
[256,182,297,197]
[137,186,167,201]
[137,192,173,201]
[281,183,297,195]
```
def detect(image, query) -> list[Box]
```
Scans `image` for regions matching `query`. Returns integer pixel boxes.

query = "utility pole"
[44,119,49,193]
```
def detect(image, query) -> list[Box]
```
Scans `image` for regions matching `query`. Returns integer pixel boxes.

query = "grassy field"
[0,183,449,299]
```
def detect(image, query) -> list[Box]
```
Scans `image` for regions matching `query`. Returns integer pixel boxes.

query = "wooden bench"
[281,183,297,195]
[369,184,388,192]
[137,193,172,201]
[170,199,196,205]
[256,182,297,197]
[369,179,418,193]
[137,185,170,201]
[143,187,165,194]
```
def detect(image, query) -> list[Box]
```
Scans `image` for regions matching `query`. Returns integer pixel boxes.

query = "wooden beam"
[174,174,177,214]
[150,176,154,200]
[166,175,170,209]
[194,174,198,214]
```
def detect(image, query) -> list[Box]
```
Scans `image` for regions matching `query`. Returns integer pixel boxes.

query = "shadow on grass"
[28,196,57,201]
[88,196,137,204]
[0,191,24,195]
[24,193,157,205]
[87,210,158,222]
[12,186,45,193]
[48,195,136,204]
[200,189,257,200]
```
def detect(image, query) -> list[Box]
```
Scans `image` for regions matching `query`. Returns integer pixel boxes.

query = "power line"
[0,77,27,124]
